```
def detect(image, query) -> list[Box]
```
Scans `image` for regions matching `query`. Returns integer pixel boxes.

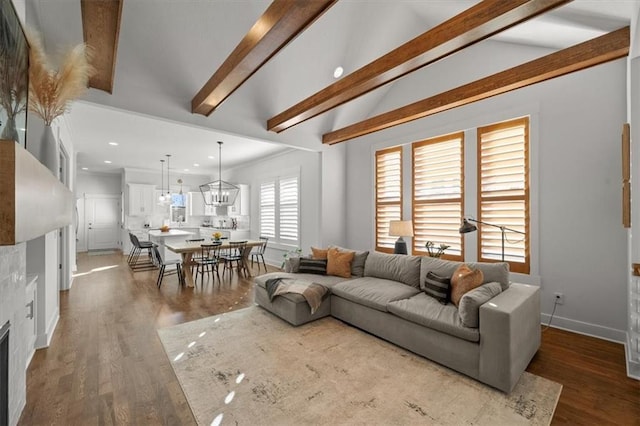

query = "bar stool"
[128,233,155,271]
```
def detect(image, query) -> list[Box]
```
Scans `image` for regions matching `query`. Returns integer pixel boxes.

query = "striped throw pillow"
[424,271,451,305]
[298,258,327,275]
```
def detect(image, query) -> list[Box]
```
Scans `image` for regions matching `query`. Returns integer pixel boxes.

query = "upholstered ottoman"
[254,272,348,326]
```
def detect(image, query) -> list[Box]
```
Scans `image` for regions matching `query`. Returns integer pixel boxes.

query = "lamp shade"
[459,218,478,234]
[389,220,414,237]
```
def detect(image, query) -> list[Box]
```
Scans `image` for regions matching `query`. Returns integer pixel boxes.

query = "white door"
[86,195,121,250]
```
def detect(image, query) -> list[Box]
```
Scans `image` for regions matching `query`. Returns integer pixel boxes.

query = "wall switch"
[554,292,564,305]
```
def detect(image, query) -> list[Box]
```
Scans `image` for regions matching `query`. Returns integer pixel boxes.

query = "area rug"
[158,306,562,426]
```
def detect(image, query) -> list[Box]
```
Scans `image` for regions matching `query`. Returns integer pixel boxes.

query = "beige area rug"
[158,306,562,426]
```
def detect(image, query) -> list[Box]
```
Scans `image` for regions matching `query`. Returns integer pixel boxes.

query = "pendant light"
[199,141,239,207]
[158,159,166,203]
[165,154,172,200]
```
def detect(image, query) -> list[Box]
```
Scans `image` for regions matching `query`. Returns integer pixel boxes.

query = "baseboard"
[541,313,626,343]
[35,307,59,349]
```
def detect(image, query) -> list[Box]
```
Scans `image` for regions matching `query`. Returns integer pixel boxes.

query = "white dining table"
[165,239,264,288]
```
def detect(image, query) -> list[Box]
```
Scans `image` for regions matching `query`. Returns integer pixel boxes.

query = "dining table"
[165,239,265,288]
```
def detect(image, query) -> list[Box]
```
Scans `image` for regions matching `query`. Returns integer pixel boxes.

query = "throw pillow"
[298,257,327,275]
[326,247,355,278]
[458,282,503,328]
[311,247,328,260]
[284,257,300,273]
[450,264,484,307]
[423,271,451,305]
[329,245,369,277]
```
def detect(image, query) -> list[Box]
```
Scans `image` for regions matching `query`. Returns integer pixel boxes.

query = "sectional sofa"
[254,250,541,393]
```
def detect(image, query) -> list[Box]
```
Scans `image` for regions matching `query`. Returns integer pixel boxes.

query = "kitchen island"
[149,229,195,262]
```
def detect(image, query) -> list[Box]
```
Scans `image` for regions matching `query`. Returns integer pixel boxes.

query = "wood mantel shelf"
[0,140,73,245]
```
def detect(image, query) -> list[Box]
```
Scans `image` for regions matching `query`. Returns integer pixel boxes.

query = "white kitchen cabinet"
[229,184,250,216]
[188,191,206,216]
[128,184,156,216]
[229,230,250,240]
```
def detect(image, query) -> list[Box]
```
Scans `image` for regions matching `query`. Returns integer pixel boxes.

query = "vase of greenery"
[425,241,450,258]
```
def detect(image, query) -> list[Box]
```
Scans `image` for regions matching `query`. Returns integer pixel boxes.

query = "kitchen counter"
[148,229,195,238]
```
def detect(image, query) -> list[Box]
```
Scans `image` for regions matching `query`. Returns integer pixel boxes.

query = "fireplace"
[0,321,9,426]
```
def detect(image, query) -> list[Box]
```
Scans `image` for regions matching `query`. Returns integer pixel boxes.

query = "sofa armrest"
[478,283,540,392]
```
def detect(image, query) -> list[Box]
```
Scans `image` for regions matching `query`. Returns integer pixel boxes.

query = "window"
[412,132,464,259]
[260,176,299,244]
[477,117,529,273]
[375,147,402,253]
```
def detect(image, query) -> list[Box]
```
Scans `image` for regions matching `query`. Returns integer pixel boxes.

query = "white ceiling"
[24,0,636,174]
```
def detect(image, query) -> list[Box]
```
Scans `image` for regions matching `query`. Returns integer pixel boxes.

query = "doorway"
[85,194,121,251]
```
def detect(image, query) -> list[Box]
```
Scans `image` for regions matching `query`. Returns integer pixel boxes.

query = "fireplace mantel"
[0,140,73,245]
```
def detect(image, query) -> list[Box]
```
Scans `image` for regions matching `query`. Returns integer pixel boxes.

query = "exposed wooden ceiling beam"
[192,0,337,117]
[322,26,630,145]
[268,0,572,133]
[80,0,123,94]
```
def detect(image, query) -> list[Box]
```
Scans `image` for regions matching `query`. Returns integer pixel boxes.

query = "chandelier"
[199,141,239,207]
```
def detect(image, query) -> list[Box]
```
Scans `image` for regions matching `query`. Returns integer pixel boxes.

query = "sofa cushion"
[284,257,300,273]
[326,247,355,278]
[458,282,502,328]
[311,246,328,259]
[387,293,480,343]
[450,264,484,307]
[331,277,421,312]
[330,246,369,277]
[364,251,422,288]
[420,257,510,291]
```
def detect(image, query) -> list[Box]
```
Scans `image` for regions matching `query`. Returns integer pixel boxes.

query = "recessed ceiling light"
[104,160,112,164]
[208,156,215,159]
[333,66,344,79]
[193,163,200,167]
[108,142,118,146]
[184,168,190,172]
[81,167,88,170]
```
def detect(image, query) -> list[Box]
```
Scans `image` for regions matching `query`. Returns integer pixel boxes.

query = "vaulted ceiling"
[24,0,635,174]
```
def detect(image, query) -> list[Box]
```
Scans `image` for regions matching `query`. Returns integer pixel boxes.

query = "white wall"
[226,149,322,265]
[345,40,628,342]
[76,171,122,195]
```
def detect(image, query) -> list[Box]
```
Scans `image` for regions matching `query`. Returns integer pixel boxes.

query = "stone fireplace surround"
[0,244,27,426]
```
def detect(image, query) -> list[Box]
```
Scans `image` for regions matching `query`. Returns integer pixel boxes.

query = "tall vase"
[41,125,60,178]
[0,115,19,142]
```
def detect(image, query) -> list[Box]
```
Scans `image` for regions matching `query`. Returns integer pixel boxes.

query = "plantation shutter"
[412,133,464,259]
[260,181,276,238]
[375,147,403,252]
[478,117,529,273]
[279,176,299,243]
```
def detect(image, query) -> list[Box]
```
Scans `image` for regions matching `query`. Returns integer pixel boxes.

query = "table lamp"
[389,220,413,255]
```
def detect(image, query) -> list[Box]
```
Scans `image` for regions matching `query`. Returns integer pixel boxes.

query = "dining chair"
[220,241,248,278]
[128,233,156,271]
[194,244,221,285]
[187,238,206,274]
[250,236,269,272]
[151,244,183,288]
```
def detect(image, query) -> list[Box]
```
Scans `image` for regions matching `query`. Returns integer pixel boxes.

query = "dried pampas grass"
[27,30,95,125]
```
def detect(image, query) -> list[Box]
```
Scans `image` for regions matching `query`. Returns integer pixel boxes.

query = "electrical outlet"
[554,292,564,305]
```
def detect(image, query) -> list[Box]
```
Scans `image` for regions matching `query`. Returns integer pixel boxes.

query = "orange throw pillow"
[326,247,355,278]
[311,247,328,259]
[450,264,484,307]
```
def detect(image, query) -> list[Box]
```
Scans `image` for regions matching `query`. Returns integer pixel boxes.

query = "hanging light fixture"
[165,154,172,201]
[199,141,239,208]
[158,159,166,203]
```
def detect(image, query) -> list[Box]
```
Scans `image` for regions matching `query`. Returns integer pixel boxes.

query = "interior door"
[86,195,121,250]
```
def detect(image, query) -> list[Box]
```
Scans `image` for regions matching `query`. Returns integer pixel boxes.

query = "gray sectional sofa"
[254,250,540,393]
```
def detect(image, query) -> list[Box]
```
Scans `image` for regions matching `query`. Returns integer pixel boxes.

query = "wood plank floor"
[19,253,640,425]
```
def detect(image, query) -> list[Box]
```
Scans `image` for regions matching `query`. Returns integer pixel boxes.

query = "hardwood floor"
[19,253,640,425]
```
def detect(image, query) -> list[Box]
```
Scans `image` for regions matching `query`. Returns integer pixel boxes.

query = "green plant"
[425,241,449,258]
[281,247,302,268]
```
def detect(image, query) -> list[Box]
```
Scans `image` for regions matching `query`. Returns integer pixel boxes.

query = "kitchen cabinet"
[188,191,206,216]
[229,184,250,216]
[128,184,156,216]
